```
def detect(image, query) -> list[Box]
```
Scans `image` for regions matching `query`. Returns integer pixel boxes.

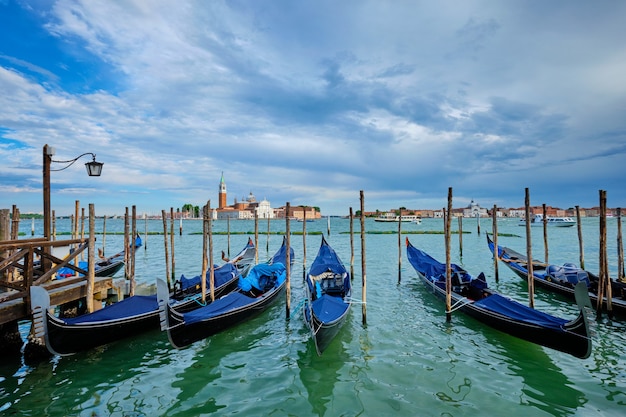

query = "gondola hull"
[407,238,592,359]
[158,236,294,349]
[304,236,351,355]
[486,234,626,317]
[30,272,239,356]
[163,281,286,349]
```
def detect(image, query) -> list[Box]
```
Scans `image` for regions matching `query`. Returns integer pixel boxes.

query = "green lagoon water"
[1,216,625,416]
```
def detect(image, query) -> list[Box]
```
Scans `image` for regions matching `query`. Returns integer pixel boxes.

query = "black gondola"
[486,234,626,317]
[406,237,592,359]
[303,236,351,355]
[29,240,256,356]
[158,236,294,349]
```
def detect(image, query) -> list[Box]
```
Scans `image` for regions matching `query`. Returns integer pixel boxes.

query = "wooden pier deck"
[0,275,115,325]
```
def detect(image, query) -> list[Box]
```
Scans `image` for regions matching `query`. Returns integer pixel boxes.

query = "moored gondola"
[406,237,592,359]
[303,235,351,355]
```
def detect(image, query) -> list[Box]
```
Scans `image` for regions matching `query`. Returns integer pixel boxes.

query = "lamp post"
[42,144,103,241]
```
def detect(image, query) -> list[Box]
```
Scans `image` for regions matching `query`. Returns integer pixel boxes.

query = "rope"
[291,298,307,315]
[446,297,472,313]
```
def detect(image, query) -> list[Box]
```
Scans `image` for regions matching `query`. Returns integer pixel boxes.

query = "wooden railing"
[0,237,92,304]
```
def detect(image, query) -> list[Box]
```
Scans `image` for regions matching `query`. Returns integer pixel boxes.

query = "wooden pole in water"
[201,203,208,303]
[360,191,367,325]
[144,213,147,251]
[162,209,171,290]
[170,207,175,287]
[285,202,291,319]
[102,215,107,257]
[525,188,535,309]
[302,208,307,282]
[576,205,585,270]
[87,204,96,313]
[208,201,215,303]
[349,207,355,281]
[254,210,259,263]
[130,205,137,297]
[327,215,331,236]
[266,216,270,253]
[458,216,463,258]
[542,203,549,264]
[124,207,130,280]
[52,210,56,240]
[476,212,480,235]
[11,205,19,240]
[227,215,231,258]
[74,200,80,241]
[492,204,499,283]
[445,187,453,322]
[615,208,622,269]
[398,207,402,284]
[31,216,34,236]
[596,191,607,318]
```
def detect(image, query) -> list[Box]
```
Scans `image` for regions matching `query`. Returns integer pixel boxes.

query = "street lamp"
[43,144,103,241]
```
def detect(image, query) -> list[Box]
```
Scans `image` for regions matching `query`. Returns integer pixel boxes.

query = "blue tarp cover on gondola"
[473,294,567,329]
[179,263,237,291]
[238,263,286,292]
[62,295,158,324]
[312,294,349,322]
[183,292,254,324]
[309,241,347,277]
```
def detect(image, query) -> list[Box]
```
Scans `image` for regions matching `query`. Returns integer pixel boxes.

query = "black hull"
[95,260,124,277]
[306,307,350,355]
[416,272,591,359]
[165,283,286,349]
[31,275,239,355]
[45,310,160,355]
[487,235,626,317]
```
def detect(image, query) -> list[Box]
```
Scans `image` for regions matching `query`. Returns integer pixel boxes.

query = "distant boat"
[374,215,420,223]
[519,214,575,227]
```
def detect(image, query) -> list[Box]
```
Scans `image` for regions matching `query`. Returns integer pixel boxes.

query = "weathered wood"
[492,204,499,283]
[0,276,113,325]
[542,203,549,264]
[445,188,452,322]
[525,188,535,308]
[576,205,585,269]
[398,207,402,284]
[360,191,367,325]
[86,204,95,312]
[349,207,354,282]
[285,202,291,319]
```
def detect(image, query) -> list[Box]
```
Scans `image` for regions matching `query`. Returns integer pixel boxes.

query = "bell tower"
[219,172,227,209]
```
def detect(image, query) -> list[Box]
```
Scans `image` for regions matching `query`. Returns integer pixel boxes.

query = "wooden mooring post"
[445,188,452,322]
[285,202,291,319]
[492,204,499,283]
[397,207,402,284]
[349,207,354,282]
[618,208,624,281]
[576,205,585,270]
[360,191,367,325]
[524,188,535,309]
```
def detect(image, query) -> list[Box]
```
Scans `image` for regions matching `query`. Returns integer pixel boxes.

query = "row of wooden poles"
[142,192,370,324]
[423,187,624,322]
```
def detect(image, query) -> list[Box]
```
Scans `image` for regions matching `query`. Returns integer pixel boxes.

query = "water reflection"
[297,318,352,416]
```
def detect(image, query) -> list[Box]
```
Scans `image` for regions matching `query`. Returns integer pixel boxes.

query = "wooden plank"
[0,276,113,325]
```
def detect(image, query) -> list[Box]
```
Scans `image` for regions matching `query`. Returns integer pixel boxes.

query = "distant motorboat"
[519,214,575,227]
[374,215,420,223]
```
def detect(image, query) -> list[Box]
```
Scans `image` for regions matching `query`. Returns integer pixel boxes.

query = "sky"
[1,0,625,217]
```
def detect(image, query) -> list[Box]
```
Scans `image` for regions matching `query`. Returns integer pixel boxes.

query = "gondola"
[303,235,351,355]
[158,236,294,349]
[406,237,592,359]
[30,239,256,356]
[486,234,626,317]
